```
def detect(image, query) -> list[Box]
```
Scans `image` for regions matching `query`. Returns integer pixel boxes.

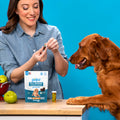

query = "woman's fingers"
[47,38,59,53]
[34,45,47,62]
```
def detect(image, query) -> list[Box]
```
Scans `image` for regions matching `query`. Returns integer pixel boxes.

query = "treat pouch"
[24,71,48,103]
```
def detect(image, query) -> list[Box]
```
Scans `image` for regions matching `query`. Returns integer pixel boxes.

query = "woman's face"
[16,0,40,28]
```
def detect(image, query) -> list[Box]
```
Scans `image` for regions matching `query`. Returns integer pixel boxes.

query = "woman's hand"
[46,37,68,77]
[10,46,47,83]
[47,38,59,54]
[32,46,47,63]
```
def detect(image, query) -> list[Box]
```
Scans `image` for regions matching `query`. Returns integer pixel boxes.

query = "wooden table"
[0,99,89,120]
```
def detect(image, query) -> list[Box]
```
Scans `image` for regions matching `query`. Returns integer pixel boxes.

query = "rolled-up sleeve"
[0,34,18,80]
[55,27,68,62]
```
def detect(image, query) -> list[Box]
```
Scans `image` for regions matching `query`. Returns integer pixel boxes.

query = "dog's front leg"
[66,95,116,105]
[66,96,89,105]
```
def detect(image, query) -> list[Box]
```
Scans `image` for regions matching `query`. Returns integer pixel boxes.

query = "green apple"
[0,75,8,83]
[4,91,17,104]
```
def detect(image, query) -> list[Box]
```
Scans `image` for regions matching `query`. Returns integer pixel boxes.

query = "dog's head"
[69,33,120,70]
[34,88,39,93]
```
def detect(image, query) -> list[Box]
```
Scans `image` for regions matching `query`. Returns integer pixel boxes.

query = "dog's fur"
[66,34,120,120]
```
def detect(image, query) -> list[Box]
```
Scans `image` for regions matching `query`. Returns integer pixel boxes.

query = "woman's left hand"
[46,38,68,77]
[47,38,59,54]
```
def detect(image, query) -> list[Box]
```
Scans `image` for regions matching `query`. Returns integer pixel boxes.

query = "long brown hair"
[0,0,47,34]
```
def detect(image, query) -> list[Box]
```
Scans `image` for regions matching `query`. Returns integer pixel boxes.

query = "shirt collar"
[16,21,46,37]
[35,21,46,35]
[16,23,25,37]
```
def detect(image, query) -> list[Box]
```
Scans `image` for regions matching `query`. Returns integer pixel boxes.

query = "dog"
[66,34,120,120]
[32,88,40,97]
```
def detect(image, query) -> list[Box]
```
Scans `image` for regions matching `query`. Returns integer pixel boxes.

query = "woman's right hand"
[10,46,47,83]
[32,46,47,63]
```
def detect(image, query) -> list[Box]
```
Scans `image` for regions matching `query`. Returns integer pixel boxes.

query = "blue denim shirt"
[0,22,68,99]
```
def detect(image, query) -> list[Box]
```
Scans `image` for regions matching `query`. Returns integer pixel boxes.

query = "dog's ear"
[96,42,108,60]
[95,37,108,60]
[89,41,98,61]
[89,38,108,61]
[89,40,97,55]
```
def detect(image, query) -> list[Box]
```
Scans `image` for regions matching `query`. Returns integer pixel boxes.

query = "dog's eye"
[79,45,82,49]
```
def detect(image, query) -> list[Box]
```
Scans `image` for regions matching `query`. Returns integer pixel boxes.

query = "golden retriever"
[32,88,40,97]
[66,34,120,120]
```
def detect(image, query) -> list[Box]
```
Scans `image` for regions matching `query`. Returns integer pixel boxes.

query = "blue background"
[0,0,119,119]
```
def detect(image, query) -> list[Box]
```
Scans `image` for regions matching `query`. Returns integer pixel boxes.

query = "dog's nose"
[68,57,71,61]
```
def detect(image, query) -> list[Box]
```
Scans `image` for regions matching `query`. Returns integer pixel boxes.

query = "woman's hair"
[0,0,47,34]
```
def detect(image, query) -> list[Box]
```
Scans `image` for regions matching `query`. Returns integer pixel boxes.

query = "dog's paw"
[66,98,78,105]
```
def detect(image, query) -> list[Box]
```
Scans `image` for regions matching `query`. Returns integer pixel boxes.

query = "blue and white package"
[24,71,48,103]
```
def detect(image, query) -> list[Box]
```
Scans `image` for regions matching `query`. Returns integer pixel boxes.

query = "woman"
[0,0,68,99]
